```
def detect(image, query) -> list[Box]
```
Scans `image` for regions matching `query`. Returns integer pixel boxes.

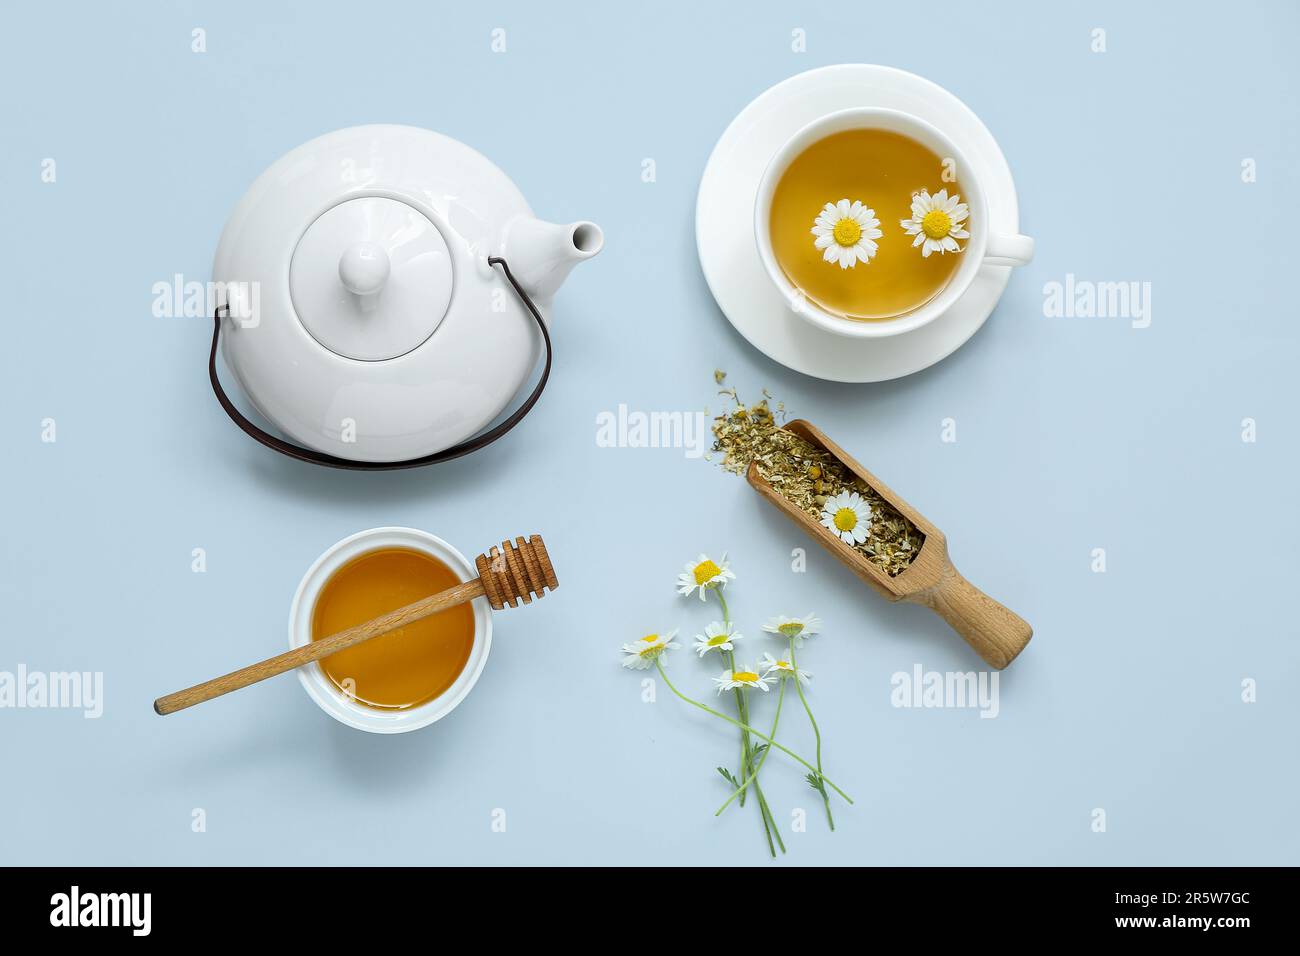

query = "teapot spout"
[500,218,603,301]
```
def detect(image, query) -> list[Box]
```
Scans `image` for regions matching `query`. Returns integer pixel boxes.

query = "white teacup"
[287,527,493,733]
[755,107,1033,339]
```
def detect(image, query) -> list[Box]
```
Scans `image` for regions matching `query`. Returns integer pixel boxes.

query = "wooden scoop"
[154,535,557,716]
[747,421,1031,669]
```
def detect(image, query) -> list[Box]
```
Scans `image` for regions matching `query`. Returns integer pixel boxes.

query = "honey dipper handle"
[911,564,1032,670]
[153,578,486,716]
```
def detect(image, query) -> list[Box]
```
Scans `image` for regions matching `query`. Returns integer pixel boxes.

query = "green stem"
[717,676,785,815]
[790,639,834,831]
[654,658,853,804]
[714,587,751,810]
[728,651,751,809]
[752,777,785,855]
[715,585,783,854]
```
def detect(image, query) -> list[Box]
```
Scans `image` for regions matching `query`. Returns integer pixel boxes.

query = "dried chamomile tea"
[709,381,923,576]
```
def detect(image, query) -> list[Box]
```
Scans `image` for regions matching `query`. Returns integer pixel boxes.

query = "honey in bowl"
[768,128,967,321]
[310,547,474,711]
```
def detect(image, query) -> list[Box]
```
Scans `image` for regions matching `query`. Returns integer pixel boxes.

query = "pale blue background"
[2,0,1297,866]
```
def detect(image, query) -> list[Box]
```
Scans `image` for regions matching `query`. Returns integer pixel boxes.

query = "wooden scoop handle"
[154,579,487,715]
[907,563,1032,670]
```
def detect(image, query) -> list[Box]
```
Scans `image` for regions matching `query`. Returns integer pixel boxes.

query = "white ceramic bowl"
[288,527,492,733]
[754,107,1033,339]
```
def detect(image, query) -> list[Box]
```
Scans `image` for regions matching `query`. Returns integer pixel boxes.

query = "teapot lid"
[211,125,544,464]
[289,196,453,361]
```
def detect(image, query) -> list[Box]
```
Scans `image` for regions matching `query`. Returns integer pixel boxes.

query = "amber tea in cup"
[767,127,968,321]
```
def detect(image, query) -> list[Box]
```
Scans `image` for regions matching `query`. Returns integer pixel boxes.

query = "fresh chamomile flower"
[713,665,772,694]
[811,199,883,269]
[899,188,970,257]
[761,613,823,647]
[694,621,742,657]
[760,652,812,686]
[676,553,736,601]
[620,630,679,669]
[820,491,872,545]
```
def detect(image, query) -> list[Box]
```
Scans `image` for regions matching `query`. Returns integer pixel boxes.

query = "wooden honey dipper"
[154,535,556,716]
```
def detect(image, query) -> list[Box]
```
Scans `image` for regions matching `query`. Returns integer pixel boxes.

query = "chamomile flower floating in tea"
[761,613,822,647]
[714,665,772,694]
[811,199,883,269]
[900,188,970,257]
[620,630,680,669]
[760,652,811,686]
[694,620,743,657]
[676,553,735,600]
[820,490,872,545]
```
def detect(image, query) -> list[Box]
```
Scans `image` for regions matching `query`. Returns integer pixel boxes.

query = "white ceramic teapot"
[209,124,603,467]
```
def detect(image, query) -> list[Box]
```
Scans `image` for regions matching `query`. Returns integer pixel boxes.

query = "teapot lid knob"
[338,241,391,300]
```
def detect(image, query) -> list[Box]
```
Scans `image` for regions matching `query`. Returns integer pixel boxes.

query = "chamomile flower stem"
[716,677,785,815]
[712,585,782,854]
[714,587,752,809]
[789,639,834,831]
[757,797,776,857]
[751,777,785,856]
[653,658,853,804]
[727,650,753,809]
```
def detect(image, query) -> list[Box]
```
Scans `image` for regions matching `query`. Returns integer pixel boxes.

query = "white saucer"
[695,64,1022,383]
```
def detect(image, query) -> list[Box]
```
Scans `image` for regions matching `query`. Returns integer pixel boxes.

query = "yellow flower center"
[641,634,658,642]
[833,507,858,532]
[733,671,760,683]
[693,560,721,585]
[921,209,953,239]
[774,660,791,670]
[707,634,729,646]
[832,218,862,247]
[777,622,804,638]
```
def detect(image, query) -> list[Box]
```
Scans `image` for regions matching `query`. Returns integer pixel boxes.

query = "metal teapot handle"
[207,257,552,470]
